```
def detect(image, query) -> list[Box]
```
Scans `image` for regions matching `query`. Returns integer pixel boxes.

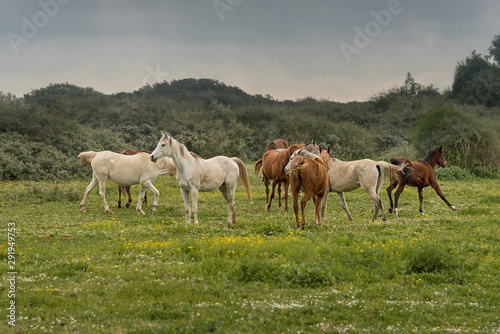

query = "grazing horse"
[289,147,330,229]
[118,149,152,208]
[285,149,406,222]
[150,132,252,228]
[387,146,457,216]
[79,151,176,214]
[254,144,304,212]
[265,139,290,151]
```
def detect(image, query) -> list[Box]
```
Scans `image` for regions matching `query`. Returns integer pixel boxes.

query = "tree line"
[1,37,500,181]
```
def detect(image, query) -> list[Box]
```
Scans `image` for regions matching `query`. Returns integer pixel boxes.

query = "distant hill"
[0,78,499,180]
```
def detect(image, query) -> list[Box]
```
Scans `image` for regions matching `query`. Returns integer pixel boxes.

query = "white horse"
[78,151,176,214]
[285,149,405,222]
[150,132,252,228]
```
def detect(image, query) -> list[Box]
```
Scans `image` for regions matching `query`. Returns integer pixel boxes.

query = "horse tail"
[254,158,263,176]
[375,164,384,195]
[78,151,97,166]
[232,158,252,203]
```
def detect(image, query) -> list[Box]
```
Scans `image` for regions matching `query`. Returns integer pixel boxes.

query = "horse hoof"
[125,203,131,208]
[451,206,457,211]
[388,208,393,213]
[80,209,86,213]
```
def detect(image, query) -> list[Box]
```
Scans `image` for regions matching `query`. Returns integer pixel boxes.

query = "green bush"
[413,104,500,169]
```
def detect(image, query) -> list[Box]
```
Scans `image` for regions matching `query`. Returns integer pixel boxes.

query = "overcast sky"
[2,0,500,102]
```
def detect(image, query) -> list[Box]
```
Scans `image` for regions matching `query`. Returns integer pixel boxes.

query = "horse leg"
[320,191,329,220]
[362,184,387,222]
[97,176,113,214]
[313,195,323,226]
[418,187,424,215]
[337,192,353,222]
[393,183,406,217]
[283,180,290,213]
[190,187,200,225]
[300,191,313,230]
[430,182,457,211]
[367,191,387,222]
[277,181,282,210]
[136,186,147,215]
[118,186,123,208]
[143,190,148,206]
[291,182,301,229]
[140,181,160,214]
[266,180,278,211]
[80,173,98,213]
[123,186,132,209]
[386,180,398,214]
[219,184,237,228]
[180,188,192,224]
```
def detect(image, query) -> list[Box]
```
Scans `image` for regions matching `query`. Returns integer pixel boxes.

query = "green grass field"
[1,164,499,333]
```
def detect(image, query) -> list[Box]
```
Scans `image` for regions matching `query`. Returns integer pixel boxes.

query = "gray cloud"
[2,0,500,101]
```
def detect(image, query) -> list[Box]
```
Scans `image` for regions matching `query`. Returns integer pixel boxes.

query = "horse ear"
[319,146,322,153]
[327,146,331,153]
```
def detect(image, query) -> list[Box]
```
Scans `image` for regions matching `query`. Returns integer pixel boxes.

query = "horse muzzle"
[151,155,157,163]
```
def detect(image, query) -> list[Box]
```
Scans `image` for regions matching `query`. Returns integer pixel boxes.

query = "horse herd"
[78,133,456,229]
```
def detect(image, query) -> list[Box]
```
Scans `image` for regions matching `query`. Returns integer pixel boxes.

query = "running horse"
[150,132,252,228]
[386,146,457,216]
[254,144,304,212]
[289,147,330,229]
[118,149,151,208]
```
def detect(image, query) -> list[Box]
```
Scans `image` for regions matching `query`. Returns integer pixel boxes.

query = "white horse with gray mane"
[150,132,252,228]
[78,151,176,214]
[285,149,405,222]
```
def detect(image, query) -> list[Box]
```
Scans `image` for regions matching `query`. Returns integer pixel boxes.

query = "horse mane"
[78,151,96,166]
[419,146,441,163]
[173,136,201,160]
[278,144,304,166]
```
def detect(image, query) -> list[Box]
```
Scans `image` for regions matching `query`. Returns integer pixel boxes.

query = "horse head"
[151,132,173,162]
[435,146,448,168]
[318,146,331,169]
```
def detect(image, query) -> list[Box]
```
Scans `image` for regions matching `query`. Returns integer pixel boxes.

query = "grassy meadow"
[0,163,499,333]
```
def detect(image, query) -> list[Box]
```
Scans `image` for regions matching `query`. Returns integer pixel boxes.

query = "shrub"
[413,104,500,169]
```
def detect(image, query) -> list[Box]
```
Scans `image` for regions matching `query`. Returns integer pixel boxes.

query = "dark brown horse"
[386,146,457,216]
[264,139,290,151]
[118,149,151,208]
[289,147,330,229]
[255,144,303,212]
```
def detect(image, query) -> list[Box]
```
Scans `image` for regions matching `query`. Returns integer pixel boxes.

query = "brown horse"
[387,146,457,216]
[289,147,330,229]
[254,144,303,212]
[118,149,151,208]
[264,139,290,151]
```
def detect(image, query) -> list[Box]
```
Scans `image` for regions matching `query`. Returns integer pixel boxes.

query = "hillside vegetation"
[2,36,500,180]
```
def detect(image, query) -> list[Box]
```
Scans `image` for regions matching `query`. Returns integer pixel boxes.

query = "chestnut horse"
[118,149,151,208]
[254,144,303,212]
[289,147,330,229]
[264,139,290,151]
[387,146,457,216]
